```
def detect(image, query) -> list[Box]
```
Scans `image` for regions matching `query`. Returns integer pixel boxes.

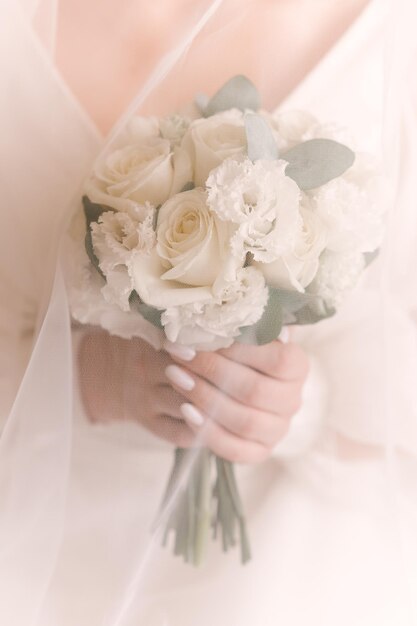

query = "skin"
[58,0,368,462]
[78,332,309,463]
[54,0,370,134]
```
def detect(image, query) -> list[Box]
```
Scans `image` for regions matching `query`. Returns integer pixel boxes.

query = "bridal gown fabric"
[2,1,417,625]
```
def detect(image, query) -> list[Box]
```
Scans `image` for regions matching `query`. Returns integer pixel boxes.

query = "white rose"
[85,137,192,211]
[207,158,301,263]
[125,115,160,141]
[91,205,155,311]
[182,109,247,186]
[130,189,234,309]
[162,267,268,350]
[126,114,191,148]
[308,249,366,311]
[268,110,353,151]
[308,153,385,254]
[267,110,319,150]
[259,203,328,292]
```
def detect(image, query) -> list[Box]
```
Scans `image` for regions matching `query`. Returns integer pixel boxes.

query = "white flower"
[308,249,366,310]
[259,202,328,291]
[160,115,191,147]
[91,204,155,311]
[64,217,163,348]
[207,158,301,263]
[267,110,320,150]
[309,153,385,254]
[267,110,353,151]
[85,137,192,211]
[125,115,161,141]
[162,267,268,350]
[182,109,247,186]
[130,189,234,310]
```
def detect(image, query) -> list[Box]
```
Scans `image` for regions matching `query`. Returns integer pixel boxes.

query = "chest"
[53,0,370,135]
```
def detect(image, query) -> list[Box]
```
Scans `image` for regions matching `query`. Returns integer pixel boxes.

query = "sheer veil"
[1,0,417,624]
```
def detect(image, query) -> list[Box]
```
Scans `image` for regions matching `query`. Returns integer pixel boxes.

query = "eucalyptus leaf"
[82,195,109,226]
[195,93,210,115]
[152,205,161,231]
[268,288,316,314]
[203,75,261,117]
[243,252,254,268]
[245,114,279,161]
[129,290,164,329]
[364,249,380,267]
[237,287,283,345]
[283,138,355,190]
[82,195,115,279]
[235,326,257,345]
[180,181,196,193]
[285,300,336,326]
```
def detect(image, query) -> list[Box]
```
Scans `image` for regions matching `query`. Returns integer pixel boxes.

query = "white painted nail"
[164,340,196,361]
[180,403,204,426]
[279,326,290,344]
[165,365,195,391]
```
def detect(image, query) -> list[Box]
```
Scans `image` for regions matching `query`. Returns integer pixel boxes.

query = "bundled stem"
[157,447,251,566]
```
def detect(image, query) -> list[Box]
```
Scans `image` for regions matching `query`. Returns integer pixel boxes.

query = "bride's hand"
[164,336,309,463]
[78,330,309,464]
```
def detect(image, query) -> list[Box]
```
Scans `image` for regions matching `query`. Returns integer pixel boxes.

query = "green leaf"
[268,288,314,314]
[244,113,279,161]
[243,252,254,268]
[152,205,161,231]
[129,290,164,329]
[82,195,115,279]
[283,300,336,326]
[82,195,109,226]
[180,181,196,193]
[364,249,379,267]
[237,287,283,345]
[195,93,209,115]
[203,75,261,117]
[282,139,355,190]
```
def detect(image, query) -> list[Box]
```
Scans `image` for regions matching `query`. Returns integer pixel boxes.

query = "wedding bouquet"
[67,76,385,565]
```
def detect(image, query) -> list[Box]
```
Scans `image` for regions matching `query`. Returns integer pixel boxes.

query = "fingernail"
[180,403,204,426]
[164,340,196,361]
[279,326,290,344]
[165,365,195,391]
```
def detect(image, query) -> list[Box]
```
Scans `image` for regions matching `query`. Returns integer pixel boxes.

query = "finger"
[153,384,186,418]
[135,346,173,384]
[187,415,272,464]
[144,414,197,448]
[167,352,303,415]
[218,340,310,381]
[165,365,292,444]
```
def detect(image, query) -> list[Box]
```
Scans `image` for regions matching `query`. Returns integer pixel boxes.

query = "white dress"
[1,1,417,625]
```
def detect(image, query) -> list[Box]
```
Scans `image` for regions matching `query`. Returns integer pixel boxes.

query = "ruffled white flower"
[85,137,192,211]
[258,202,328,291]
[308,249,365,310]
[64,217,163,348]
[162,267,268,350]
[207,158,301,263]
[309,153,385,254]
[91,204,155,311]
